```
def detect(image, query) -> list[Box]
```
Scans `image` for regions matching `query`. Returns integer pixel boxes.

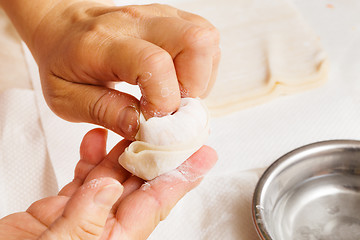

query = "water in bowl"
[270,173,360,240]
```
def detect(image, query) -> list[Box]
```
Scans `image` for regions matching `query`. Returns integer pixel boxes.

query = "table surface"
[1,0,360,239]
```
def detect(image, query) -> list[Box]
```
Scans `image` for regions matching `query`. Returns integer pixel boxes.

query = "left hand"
[0,128,217,240]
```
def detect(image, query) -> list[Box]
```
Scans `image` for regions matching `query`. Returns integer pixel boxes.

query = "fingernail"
[118,106,139,139]
[94,182,123,207]
[139,72,152,82]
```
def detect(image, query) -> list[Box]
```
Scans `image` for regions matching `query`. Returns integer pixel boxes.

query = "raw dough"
[118,98,209,180]
[201,0,328,116]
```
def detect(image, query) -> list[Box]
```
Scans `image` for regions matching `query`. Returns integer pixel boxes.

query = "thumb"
[39,178,123,240]
[43,74,140,139]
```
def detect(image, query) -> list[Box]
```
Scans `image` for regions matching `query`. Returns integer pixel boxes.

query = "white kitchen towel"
[0,0,358,239]
[0,89,58,217]
[148,168,265,240]
[0,8,31,92]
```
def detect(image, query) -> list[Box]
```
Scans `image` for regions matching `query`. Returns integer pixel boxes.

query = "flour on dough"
[200,0,328,116]
[118,98,209,180]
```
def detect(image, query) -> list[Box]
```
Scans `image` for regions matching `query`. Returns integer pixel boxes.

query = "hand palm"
[0,129,216,240]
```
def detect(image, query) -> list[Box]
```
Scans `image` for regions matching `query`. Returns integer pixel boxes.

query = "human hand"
[29,1,220,139]
[0,128,217,239]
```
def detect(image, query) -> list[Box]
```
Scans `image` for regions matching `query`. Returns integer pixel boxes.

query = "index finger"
[101,37,181,119]
[113,145,218,239]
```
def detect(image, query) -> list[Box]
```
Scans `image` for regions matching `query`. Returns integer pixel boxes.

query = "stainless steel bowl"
[252,140,360,240]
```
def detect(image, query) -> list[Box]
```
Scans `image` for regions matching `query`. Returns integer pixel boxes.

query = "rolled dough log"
[118,98,209,180]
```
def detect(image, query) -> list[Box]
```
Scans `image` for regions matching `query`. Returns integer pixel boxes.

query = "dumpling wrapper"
[118,98,209,180]
[197,0,328,116]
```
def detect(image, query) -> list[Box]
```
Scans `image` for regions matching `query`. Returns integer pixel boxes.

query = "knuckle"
[183,25,220,48]
[72,220,103,240]
[71,31,96,63]
[147,3,172,12]
[146,3,165,15]
[74,161,88,179]
[69,8,88,24]
[74,29,115,76]
[64,3,90,24]
[143,187,170,222]
[73,24,112,62]
[140,48,173,72]
[147,3,162,8]
[118,5,142,18]
[89,91,111,126]
[85,20,107,34]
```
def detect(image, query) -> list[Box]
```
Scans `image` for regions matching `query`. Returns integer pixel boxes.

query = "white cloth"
[150,168,265,240]
[0,0,360,239]
[0,9,57,216]
[0,8,31,92]
[0,89,58,216]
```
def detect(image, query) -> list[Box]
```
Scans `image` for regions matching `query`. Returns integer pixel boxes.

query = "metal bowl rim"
[252,139,360,240]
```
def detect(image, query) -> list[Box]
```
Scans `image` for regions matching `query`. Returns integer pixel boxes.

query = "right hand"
[31,1,220,139]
